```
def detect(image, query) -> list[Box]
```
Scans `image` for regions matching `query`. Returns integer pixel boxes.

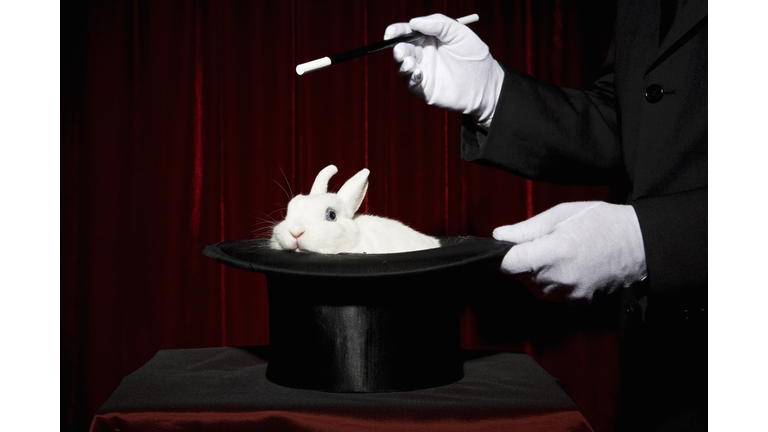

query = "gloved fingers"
[398,56,417,77]
[393,42,417,63]
[493,214,563,245]
[498,235,561,276]
[500,243,586,304]
[409,13,460,41]
[383,22,412,40]
[407,73,426,99]
[499,243,535,276]
[410,68,423,86]
[494,224,538,245]
[392,42,426,97]
[413,45,424,63]
[493,201,602,244]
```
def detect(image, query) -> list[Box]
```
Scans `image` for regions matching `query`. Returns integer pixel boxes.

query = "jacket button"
[645,84,664,103]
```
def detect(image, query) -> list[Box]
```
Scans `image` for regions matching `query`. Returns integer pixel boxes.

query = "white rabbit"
[269,165,441,254]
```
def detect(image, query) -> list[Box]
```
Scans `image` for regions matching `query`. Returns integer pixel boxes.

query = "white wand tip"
[295,57,332,75]
[456,14,479,25]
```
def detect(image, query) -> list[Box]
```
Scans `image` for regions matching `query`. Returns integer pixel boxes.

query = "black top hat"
[204,236,513,392]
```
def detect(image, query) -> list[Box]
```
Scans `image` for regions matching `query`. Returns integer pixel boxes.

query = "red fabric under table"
[90,347,594,432]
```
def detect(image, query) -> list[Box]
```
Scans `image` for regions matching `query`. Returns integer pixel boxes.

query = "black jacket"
[461,0,707,322]
[460,2,707,429]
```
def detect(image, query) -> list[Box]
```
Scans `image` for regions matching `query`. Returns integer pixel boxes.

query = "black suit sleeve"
[632,187,707,310]
[461,43,626,186]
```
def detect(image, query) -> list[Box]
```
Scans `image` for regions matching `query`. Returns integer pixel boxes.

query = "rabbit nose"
[289,227,305,239]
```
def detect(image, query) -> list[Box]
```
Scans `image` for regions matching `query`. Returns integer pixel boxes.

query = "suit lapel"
[645,0,708,75]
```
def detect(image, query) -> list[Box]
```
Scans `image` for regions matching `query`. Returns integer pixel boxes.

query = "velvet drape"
[62,1,618,431]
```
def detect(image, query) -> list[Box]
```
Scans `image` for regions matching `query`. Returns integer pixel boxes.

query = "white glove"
[493,202,648,304]
[384,13,505,124]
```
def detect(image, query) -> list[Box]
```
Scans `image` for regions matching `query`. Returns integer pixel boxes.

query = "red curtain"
[62,1,618,431]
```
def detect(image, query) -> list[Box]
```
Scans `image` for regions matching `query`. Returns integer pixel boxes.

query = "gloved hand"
[493,202,648,304]
[384,13,505,124]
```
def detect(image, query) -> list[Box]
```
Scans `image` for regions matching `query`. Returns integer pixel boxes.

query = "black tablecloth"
[90,347,594,432]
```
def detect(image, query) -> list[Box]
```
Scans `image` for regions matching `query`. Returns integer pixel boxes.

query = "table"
[90,346,594,432]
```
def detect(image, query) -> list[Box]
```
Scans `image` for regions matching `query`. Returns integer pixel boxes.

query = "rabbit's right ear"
[309,165,338,196]
[338,168,369,217]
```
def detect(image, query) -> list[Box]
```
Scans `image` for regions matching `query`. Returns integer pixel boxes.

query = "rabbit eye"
[325,207,337,222]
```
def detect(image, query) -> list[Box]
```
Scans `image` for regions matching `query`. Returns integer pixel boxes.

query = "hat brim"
[203,236,513,279]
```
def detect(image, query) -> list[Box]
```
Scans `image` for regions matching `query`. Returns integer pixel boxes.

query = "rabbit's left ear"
[310,165,338,196]
[338,168,369,216]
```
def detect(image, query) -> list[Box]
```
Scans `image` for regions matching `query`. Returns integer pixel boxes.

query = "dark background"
[61,1,620,431]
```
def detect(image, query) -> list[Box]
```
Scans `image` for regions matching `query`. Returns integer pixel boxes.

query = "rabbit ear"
[309,165,338,196]
[338,168,369,216]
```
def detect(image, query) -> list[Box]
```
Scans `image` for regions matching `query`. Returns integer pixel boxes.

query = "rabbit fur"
[269,165,440,254]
